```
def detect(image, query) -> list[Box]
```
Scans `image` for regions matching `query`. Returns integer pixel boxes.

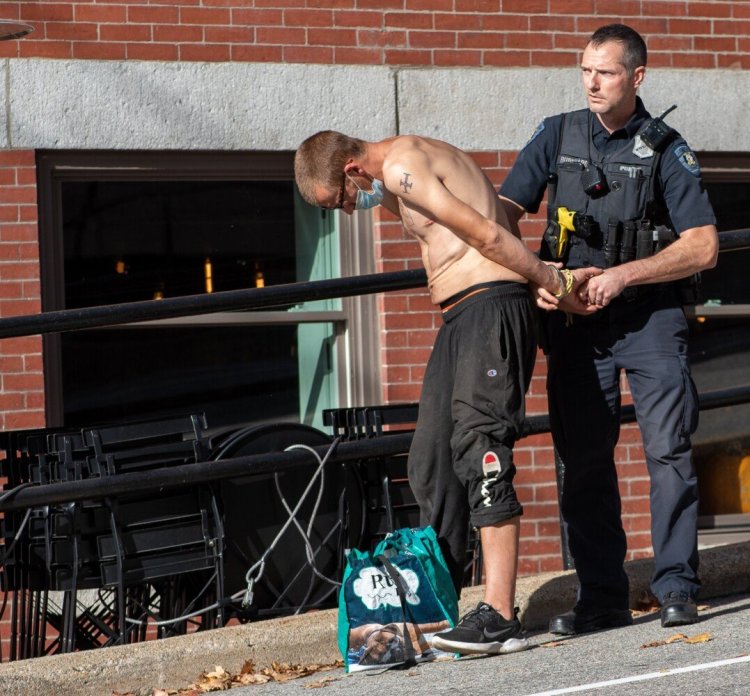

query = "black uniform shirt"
[499,97,716,234]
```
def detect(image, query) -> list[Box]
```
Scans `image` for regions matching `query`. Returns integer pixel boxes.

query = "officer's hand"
[581,268,627,307]
[559,267,602,314]
[559,290,599,315]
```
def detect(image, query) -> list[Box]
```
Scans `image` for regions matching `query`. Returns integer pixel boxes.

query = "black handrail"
[3,384,749,513]
[0,228,747,340]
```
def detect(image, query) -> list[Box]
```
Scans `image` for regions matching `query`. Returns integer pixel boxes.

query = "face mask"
[349,175,384,210]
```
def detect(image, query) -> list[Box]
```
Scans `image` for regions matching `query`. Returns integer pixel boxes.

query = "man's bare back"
[380,136,525,304]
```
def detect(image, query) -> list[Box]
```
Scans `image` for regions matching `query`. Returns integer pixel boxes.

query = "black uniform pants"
[407,283,536,595]
[546,287,700,609]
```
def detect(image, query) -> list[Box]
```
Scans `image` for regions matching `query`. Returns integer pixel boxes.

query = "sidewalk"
[1,541,749,696]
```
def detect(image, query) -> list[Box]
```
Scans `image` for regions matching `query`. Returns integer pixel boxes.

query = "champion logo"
[483,451,501,473]
[481,452,502,507]
[487,369,497,377]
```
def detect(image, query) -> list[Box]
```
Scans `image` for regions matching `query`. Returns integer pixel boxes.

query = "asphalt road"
[228,592,750,696]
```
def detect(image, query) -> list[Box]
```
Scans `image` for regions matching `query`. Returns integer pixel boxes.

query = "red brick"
[482,14,530,31]
[127,43,179,61]
[231,45,284,62]
[179,44,231,62]
[100,24,152,42]
[433,15,484,32]
[129,6,179,24]
[384,48,431,65]
[181,7,230,25]
[283,46,334,63]
[21,4,73,22]
[359,29,406,47]
[410,30,455,48]
[687,2,733,18]
[667,18,713,34]
[308,28,357,46]
[75,6,128,23]
[285,9,333,27]
[46,21,98,41]
[455,0,500,10]
[694,36,737,52]
[20,41,73,59]
[233,9,284,26]
[0,337,43,356]
[484,50,531,68]
[335,10,383,28]
[0,392,25,410]
[529,16,575,32]
[72,42,126,60]
[384,312,436,330]
[0,356,23,373]
[358,0,405,8]
[505,0,551,11]
[718,54,750,69]
[458,32,502,50]
[385,12,433,30]
[257,27,305,44]
[3,411,45,431]
[385,384,422,402]
[334,46,383,63]
[3,372,43,392]
[205,26,255,43]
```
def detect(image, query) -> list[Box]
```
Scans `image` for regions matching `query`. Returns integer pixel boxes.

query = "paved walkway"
[0,541,748,696]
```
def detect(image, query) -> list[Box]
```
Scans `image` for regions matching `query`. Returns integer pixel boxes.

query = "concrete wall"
[5,59,749,152]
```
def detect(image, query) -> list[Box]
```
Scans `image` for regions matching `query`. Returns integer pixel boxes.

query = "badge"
[525,121,545,147]
[632,135,654,159]
[674,144,701,176]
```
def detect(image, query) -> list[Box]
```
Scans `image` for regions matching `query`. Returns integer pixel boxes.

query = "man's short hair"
[294,130,364,206]
[589,24,647,76]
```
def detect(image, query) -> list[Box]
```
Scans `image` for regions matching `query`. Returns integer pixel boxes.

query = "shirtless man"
[294,131,595,656]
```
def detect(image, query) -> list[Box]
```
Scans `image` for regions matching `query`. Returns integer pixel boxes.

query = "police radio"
[640,104,677,151]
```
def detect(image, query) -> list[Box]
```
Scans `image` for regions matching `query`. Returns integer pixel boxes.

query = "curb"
[0,541,748,696]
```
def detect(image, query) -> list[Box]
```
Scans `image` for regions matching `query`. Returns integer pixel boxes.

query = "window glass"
[56,176,341,430]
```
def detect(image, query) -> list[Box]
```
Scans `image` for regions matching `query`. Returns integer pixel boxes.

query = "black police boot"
[660,591,698,628]
[549,604,633,635]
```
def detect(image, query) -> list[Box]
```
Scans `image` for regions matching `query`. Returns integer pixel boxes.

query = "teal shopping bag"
[338,526,459,672]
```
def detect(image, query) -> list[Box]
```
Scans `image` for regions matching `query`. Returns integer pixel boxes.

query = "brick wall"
[0,1,747,68]
[0,151,44,434]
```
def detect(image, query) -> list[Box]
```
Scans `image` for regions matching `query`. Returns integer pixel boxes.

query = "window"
[688,153,750,538]
[37,152,380,432]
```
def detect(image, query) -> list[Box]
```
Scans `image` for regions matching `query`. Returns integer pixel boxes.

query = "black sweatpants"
[407,282,536,595]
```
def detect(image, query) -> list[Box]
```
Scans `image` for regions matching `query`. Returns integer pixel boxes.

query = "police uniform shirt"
[499,97,716,235]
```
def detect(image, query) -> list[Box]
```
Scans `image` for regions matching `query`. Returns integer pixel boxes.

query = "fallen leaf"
[540,641,566,648]
[641,639,668,649]
[697,604,710,612]
[666,633,688,644]
[684,632,712,644]
[304,676,339,689]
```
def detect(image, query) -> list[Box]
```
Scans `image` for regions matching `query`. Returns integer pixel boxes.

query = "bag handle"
[375,554,417,668]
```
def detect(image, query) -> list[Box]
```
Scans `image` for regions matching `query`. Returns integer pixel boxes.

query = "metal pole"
[0,432,415,513]
[0,269,428,339]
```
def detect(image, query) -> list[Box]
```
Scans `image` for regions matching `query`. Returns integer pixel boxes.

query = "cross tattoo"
[400,172,413,193]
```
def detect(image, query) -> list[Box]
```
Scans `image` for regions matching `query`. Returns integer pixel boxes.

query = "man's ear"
[343,158,360,176]
[633,65,645,89]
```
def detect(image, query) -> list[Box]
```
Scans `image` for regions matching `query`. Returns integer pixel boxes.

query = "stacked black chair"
[0,414,224,658]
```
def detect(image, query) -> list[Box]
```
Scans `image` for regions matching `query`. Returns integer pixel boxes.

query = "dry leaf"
[666,633,688,644]
[697,604,710,612]
[541,641,566,648]
[304,676,338,689]
[641,639,668,648]
[684,632,712,644]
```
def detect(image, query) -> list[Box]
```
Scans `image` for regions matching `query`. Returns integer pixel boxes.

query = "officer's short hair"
[589,24,647,76]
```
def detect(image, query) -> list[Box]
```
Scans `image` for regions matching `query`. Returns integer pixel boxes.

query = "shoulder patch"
[674,144,701,176]
[524,121,545,147]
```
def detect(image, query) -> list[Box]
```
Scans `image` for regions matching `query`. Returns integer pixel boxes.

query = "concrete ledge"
[1,541,748,696]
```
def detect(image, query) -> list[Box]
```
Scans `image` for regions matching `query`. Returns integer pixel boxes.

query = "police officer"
[499,24,718,633]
